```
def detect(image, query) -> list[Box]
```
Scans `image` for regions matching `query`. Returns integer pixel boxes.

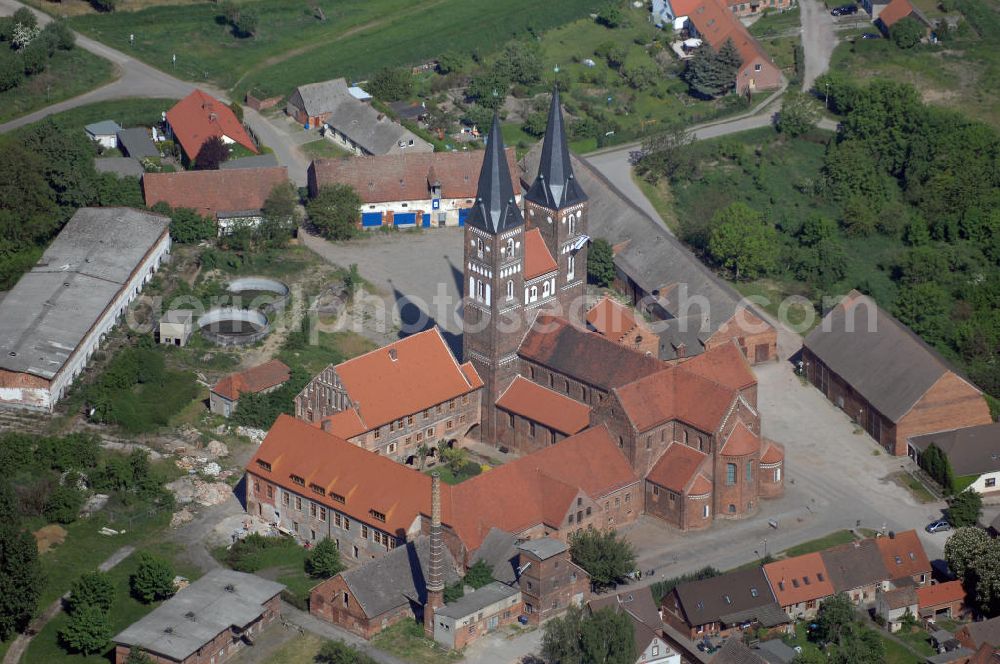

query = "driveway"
[799,0,840,91]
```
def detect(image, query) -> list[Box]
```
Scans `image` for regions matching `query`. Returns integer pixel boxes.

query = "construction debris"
[170,508,195,528]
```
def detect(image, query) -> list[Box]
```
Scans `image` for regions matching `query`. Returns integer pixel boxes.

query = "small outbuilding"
[94,157,144,178]
[117,127,159,160]
[875,586,918,632]
[908,424,1000,495]
[210,359,291,417]
[112,569,284,664]
[433,582,522,650]
[159,310,194,347]
[85,120,123,150]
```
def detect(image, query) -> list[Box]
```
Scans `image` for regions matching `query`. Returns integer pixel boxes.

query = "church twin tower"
[462,89,590,442]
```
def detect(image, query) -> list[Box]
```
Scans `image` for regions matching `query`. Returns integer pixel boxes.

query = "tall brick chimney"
[423,472,444,638]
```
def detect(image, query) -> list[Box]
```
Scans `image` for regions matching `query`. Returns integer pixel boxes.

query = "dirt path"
[2,545,136,664]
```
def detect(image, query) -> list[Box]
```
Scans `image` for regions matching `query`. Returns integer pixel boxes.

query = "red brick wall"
[894,372,991,456]
[495,408,570,455]
[448,599,525,649]
[310,576,413,639]
[707,310,778,365]
[518,551,590,624]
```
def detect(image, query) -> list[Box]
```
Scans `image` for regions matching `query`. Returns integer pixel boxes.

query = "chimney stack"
[321,418,332,433]
[424,472,444,638]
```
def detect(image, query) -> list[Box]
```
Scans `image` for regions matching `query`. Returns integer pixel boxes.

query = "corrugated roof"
[0,208,170,380]
[523,228,558,280]
[496,376,591,435]
[165,89,256,159]
[804,290,976,422]
[143,167,289,220]
[436,581,519,619]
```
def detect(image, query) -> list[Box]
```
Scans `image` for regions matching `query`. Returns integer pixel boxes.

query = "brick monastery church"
[245,91,784,640]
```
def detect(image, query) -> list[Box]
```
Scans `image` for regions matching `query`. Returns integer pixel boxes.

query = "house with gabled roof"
[876,529,931,586]
[210,359,290,418]
[295,328,483,464]
[820,538,890,605]
[165,89,257,163]
[586,296,659,356]
[591,588,681,664]
[803,290,991,455]
[763,553,836,619]
[495,375,592,454]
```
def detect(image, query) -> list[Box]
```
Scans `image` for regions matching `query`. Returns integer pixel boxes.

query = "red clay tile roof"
[879,0,916,28]
[917,580,965,609]
[211,359,290,401]
[876,530,931,580]
[613,365,737,433]
[249,415,446,535]
[460,362,484,389]
[720,421,760,457]
[524,228,558,280]
[166,89,257,159]
[586,297,641,341]
[143,167,289,219]
[319,409,367,439]
[496,376,591,435]
[760,440,784,465]
[671,0,777,79]
[450,425,637,551]
[309,149,520,203]
[646,443,708,492]
[689,475,712,496]
[330,328,481,432]
[764,553,835,607]
[679,340,757,392]
[519,315,664,392]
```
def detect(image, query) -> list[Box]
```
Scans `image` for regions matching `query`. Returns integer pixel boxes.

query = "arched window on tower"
[567,255,575,280]
[506,238,514,258]
[530,285,538,302]
[543,281,551,298]
[476,279,485,301]
[506,280,514,300]
[477,238,484,258]
[569,215,576,236]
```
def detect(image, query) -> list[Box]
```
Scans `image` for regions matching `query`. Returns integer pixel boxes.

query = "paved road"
[0,0,310,184]
[799,0,840,91]
[3,545,136,664]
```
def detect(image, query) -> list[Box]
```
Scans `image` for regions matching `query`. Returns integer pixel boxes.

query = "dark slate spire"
[526,86,587,210]
[466,112,524,235]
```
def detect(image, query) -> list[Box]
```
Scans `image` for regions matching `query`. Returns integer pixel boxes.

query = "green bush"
[66,572,115,614]
[43,484,85,524]
[130,553,175,603]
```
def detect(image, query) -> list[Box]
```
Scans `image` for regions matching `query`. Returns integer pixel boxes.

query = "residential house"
[763,553,835,619]
[112,569,284,664]
[909,424,1000,495]
[876,586,918,632]
[286,78,431,154]
[875,530,932,586]
[295,328,483,463]
[590,588,680,664]
[0,208,171,411]
[820,538,890,605]
[495,375,592,455]
[310,536,462,639]
[661,567,788,639]
[117,127,158,160]
[433,582,522,650]
[210,360,290,417]
[85,120,122,149]
[95,157,144,178]
[918,581,968,621]
[519,146,779,365]
[803,290,991,455]
[159,310,194,347]
[166,89,257,163]
[712,639,768,664]
[515,538,590,624]
[142,167,289,233]
[585,296,659,357]
[670,0,784,93]
[876,0,933,35]
[957,617,1000,651]
[306,149,521,228]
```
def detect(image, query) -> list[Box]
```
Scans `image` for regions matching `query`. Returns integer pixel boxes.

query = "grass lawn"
[301,138,352,160]
[893,472,939,504]
[894,626,936,657]
[828,0,1000,130]
[264,633,327,664]
[780,530,857,557]
[953,475,979,493]
[278,330,375,376]
[749,7,802,36]
[732,279,818,332]
[371,620,463,663]
[783,621,922,664]
[632,174,681,234]
[24,544,203,664]
[7,98,175,139]
[0,48,114,125]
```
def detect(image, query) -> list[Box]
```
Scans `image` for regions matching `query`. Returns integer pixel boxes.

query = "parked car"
[861,32,881,38]
[926,520,952,533]
[831,4,859,14]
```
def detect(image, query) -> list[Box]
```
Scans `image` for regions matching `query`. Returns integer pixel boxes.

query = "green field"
[6,98,174,138]
[780,530,858,557]
[0,48,114,125]
[828,0,1000,129]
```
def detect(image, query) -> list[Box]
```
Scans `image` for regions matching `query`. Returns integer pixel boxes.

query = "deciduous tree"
[0,521,42,639]
[587,238,616,287]
[815,593,855,645]
[367,67,413,102]
[67,572,115,615]
[307,184,362,241]
[194,136,229,170]
[59,604,111,655]
[948,490,983,528]
[892,16,924,49]
[130,553,175,603]
[568,528,636,590]
[945,527,990,584]
[464,560,494,590]
[707,202,779,279]
[305,538,344,579]
[778,91,820,137]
